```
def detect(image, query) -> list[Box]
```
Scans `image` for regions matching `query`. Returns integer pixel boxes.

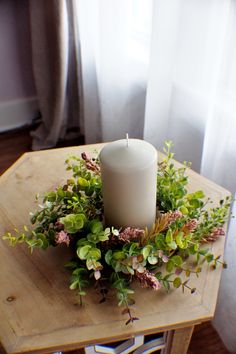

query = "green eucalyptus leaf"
[194,243,199,252]
[176,232,184,248]
[129,242,139,255]
[113,251,126,260]
[173,277,181,288]
[88,248,101,260]
[60,213,86,233]
[30,214,37,224]
[171,255,183,266]
[78,291,86,296]
[69,281,79,290]
[98,231,110,242]
[194,190,205,199]
[64,261,78,269]
[162,280,170,292]
[86,259,95,270]
[127,266,135,275]
[45,191,57,202]
[185,269,190,277]
[206,254,214,263]
[167,241,177,250]
[77,245,92,259]
[36,233,49,249]
[87,233,98,243]
[166,260,174,272]
[181,239,188,249]
[155,272,162,280]
[142,245,152,259]
[105,250,113,265]
[199,248,209,255]
[105,227,111,237]
[155,234,166,249]
[114,262,122,272]
[76,238,88,247]
[189,245,197,255]
[148,256,158,265]
[189,199,201,208]
[179,206,188,215]
[90,220,103,234]
[72,268,87,276]
[163,273,173,281]
[78,177,89,187]
[165,230,173,244]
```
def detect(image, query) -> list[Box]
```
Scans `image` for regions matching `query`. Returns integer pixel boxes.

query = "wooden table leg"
[166,325,194,354]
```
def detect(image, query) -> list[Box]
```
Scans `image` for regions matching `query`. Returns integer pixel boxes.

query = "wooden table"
[0,144,230,354]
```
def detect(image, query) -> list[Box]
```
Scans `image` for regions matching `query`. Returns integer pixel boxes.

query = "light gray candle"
[99,137,157,230]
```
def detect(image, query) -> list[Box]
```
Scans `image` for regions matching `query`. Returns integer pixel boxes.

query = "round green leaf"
[171,255,183,266]
[77,245,92,260]
[90,220,103,234]
[179,206,189,215]
[60,213,86,233]
[194,243,199,252]
[173,277,181,288]
[166,260,174,272]
[148,256,158,265]
[105,250,113,265]
[167,241,177,250]
[113,251,125,260]
[165,230,173,244]
[194,190,205,199]
[141,245,152,259]
[78,291,86,296]
[176,232,184,248]
[78,177,89,187]
[88,248,101,260]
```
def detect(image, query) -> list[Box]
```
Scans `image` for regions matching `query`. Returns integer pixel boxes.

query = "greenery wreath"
[3,141,230,325]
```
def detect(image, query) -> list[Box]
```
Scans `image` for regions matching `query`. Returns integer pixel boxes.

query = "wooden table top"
[0,144,231,354]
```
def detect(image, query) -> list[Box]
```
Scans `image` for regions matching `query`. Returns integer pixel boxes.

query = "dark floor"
[0,126,230,354]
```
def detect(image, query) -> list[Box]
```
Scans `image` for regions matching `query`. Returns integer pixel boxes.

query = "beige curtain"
[29,0,83,150]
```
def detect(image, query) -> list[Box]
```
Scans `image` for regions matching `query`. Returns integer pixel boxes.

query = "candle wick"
[126,133,129,147]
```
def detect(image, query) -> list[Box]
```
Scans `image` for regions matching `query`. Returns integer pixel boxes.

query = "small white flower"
[94,270,101,280]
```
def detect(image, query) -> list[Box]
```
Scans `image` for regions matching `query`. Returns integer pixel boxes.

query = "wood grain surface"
[0,129,231,354]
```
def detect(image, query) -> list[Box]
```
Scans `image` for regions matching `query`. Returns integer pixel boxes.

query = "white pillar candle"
[99,137,157,230]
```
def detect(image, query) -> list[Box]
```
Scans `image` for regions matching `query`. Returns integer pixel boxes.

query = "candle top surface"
[99,139,157,171]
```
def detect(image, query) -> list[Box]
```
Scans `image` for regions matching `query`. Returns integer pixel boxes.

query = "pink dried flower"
[81,152,89,160]
[184,219,198,232]
[212,227,225,236]
[157,250,169,263]
[81,152,100,175]
[135,269,161,291]
[204,227,225,242]
[55,230,70,246]
[166,210,183,227]
[55,220,64,230]
[119,227,145,243]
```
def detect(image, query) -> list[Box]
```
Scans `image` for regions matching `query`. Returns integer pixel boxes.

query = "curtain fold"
[212,202,236,354]
[144,0,232,177]
[75,0,152,143]
[29,0,82,150]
